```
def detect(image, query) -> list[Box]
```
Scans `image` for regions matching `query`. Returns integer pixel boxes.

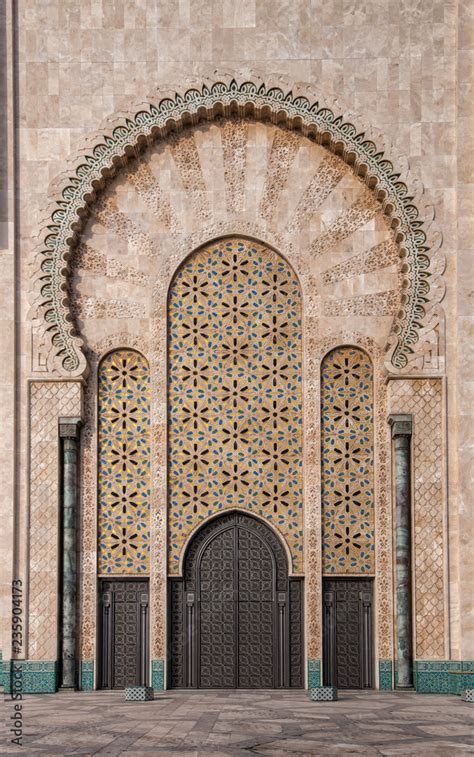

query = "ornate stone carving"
[31,74,444,377]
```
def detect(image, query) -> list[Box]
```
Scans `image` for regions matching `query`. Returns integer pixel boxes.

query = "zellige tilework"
[98,350,151,574]
[168,238,303,572]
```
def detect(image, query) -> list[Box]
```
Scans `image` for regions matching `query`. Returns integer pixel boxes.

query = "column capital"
[388,414,412,438]
[59,417,83,439]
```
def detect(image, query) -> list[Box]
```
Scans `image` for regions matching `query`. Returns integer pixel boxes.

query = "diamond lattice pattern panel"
[168,238,303,572]
[98,350,151,574]
[321,348,375,573]
[389,379,444,659]
[29,382,82,660]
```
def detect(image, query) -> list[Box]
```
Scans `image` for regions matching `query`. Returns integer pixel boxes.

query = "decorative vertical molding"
[389,414,413,688]
[388,379,444,659]
[58,417,83,689]
[28,382,82,663]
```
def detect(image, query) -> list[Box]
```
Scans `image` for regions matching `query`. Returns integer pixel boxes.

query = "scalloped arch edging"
[36,77,437,376]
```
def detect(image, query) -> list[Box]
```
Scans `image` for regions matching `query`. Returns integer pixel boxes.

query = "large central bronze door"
[169,512,303,688]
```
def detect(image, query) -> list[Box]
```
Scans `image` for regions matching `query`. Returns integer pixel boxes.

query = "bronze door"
[323,578,373,689]
[169,512,303,689]
[99,579,149,689]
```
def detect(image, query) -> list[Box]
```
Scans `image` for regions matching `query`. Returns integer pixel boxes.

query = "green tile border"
[307,659,321,688]
[80,660,94,691]
[152,659,165,691]
[1,654,472,695]
[0,660,58,694]
[414,661,474,694]
[378,659,393,690]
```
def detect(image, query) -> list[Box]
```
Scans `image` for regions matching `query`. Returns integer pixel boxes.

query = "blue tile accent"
[413,660,474,694]
[0,651,10,692]
[379,659,393,690]
[152,659,165,691]
[307,659,321,688]
[1,660,58,694]
[80,660,94,691]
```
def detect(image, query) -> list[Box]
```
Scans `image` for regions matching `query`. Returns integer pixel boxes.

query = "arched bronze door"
[169,512,303,689]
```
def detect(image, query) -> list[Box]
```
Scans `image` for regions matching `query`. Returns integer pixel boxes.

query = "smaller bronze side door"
[99,579,149,689]
[323,578,373,689]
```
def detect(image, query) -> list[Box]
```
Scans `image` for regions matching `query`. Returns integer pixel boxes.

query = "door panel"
[237,528,275,688]
[198,528,236,688]
[323,578,373,689]
[99,579,149,690]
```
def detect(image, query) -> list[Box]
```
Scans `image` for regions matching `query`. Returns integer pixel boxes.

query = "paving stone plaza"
[1,690,473,755]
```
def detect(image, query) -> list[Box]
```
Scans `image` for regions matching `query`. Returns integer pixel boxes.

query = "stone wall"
[0,0,471,684]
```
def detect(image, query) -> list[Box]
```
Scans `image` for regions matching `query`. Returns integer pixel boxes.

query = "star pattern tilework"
[168,238,303,572]
[321,347,375,573]
[98,350,151,574]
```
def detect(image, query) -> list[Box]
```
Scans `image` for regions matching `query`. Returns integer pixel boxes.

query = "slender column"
[389,414,413,688]
[58,417,82,690]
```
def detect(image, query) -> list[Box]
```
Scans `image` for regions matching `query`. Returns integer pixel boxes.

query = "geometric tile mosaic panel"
[321,347,375,573]
[98,350,151,574]
[168,238,303,573]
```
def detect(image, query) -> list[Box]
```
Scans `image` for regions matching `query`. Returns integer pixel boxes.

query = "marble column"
[58,417,82,690]
[389,414,413,689]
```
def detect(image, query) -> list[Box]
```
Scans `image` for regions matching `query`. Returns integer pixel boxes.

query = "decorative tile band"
[80,660,94,691]
[307,659,321,688]
[378,659,393,690]
[152,659,165,691]
[0,660,58,694]
[34,76,439,376]
[414,661,474,694]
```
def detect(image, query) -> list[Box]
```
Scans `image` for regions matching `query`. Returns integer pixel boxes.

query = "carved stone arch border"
[306,332,392,672]
[33,72,445,378]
